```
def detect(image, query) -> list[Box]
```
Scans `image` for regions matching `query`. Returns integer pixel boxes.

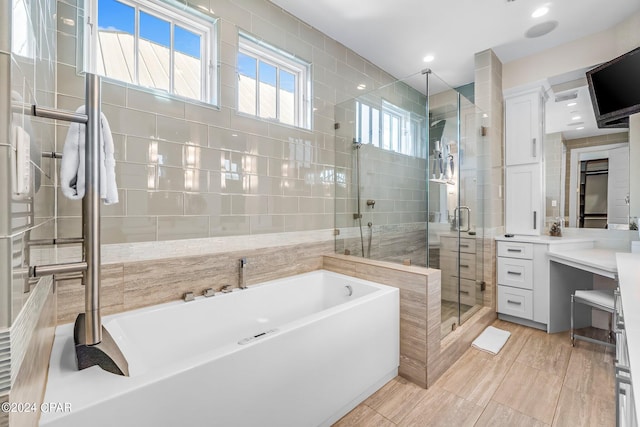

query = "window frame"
[84,0,219,105]
[356,99,424,158]
[237,31,312,130]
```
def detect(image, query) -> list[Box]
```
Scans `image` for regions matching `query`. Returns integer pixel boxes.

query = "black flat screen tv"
[586,46,640,129]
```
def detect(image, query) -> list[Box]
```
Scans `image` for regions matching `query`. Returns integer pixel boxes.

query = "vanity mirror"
[544,67,631,230]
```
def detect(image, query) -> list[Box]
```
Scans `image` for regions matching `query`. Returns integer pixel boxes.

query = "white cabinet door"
[505,90,542,166]
[506,164,542,235]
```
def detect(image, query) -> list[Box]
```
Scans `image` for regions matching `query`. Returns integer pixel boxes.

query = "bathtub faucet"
[239,257,248,289]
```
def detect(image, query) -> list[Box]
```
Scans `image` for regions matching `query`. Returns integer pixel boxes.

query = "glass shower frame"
[333,70,488,337]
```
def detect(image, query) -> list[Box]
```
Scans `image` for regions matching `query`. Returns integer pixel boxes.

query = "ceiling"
[272,0,640,139]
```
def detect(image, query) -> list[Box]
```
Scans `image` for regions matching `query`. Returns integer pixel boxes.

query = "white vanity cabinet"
[504,87,545,236]
[497,240,549,329]
[505,164,542,235]
[505,89,543,166]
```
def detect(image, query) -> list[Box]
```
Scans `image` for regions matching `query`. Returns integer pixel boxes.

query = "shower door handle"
[455,206,471,232]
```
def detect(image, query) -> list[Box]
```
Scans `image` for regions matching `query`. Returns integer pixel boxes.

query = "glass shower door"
[427,74,486,337]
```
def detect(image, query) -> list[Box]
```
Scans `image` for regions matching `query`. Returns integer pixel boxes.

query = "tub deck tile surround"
[56,264,125,324]
[54,239,332,322]
[334,320,616,427]
[122,241,330,311]
[323,254,433,388]
[324,254,497,389]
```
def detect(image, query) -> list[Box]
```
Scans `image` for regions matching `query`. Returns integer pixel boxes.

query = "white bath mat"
[472,326,511,355]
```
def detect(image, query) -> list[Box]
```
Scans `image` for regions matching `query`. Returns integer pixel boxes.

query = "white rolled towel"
[60,106,118,204]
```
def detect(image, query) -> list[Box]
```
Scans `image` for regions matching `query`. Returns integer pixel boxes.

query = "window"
[237,32,311,129]
[84,0,218,104]
[356,100,423,157]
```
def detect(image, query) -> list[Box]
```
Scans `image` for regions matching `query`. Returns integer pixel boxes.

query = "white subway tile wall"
[35,0,425,244]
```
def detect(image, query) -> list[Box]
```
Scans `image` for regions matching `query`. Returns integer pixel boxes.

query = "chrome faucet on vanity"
[239,257,248,289]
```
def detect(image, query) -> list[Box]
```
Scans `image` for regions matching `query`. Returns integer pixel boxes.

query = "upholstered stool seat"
[570,289,615,348]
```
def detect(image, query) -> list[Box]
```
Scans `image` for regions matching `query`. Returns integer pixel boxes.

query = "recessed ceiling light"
[572,115,582,120]
[423,55,435,63]
[532,6,549,18]
[576,127,585,130]
[567,102,577,107]
[357,84,366,90]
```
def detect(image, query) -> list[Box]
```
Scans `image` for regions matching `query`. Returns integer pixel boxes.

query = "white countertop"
[495,235,594,244]
[615,253,640,420]
[547,248,623,279]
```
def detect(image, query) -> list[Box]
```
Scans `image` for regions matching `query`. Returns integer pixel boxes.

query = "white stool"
[570,289,615,348]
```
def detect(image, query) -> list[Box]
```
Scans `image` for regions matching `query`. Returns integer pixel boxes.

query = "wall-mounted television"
[586,46,640,129]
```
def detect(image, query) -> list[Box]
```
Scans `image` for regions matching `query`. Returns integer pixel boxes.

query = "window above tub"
[237,32,312,130]
[80,0,219,105]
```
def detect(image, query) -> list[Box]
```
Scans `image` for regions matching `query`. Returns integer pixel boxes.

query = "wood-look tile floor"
[334,319,615,427]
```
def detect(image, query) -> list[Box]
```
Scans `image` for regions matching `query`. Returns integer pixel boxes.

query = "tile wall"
[44,0,402,245]
[1,0,57,326]
[474,49,505,311]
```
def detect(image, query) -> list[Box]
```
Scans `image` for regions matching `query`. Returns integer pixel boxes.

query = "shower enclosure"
[334,70,488,337]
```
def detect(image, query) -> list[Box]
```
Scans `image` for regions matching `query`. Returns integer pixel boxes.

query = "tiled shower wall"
[333,81,429,265]
[37,0,403,245]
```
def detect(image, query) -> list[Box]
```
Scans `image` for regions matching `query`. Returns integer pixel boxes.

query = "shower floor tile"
[333,321,615,427]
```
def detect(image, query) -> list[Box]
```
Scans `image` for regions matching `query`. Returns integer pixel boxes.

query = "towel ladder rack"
[24,73,128,376]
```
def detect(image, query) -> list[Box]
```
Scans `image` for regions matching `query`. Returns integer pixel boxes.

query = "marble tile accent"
[0,395,7,427]
[7,278,53,387]
[56,240,332,320]
[323,254,435,388]
[8,281,56,427]
[56,264,125,324]
[33,229,335,266]
[324,254,498,389]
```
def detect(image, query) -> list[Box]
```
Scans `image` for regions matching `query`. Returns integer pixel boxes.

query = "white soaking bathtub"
[40,269,399,427]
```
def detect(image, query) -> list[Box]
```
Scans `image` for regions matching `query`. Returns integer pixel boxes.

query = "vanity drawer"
[497,241,533,259]
[498,285,533,319]
[498,257,533,289]
[441,237,477,254]
[458,253,477,280]
[459,238,477,254]
[441,253,477,280]
[440,276,476,306]
[459,278,476,306]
